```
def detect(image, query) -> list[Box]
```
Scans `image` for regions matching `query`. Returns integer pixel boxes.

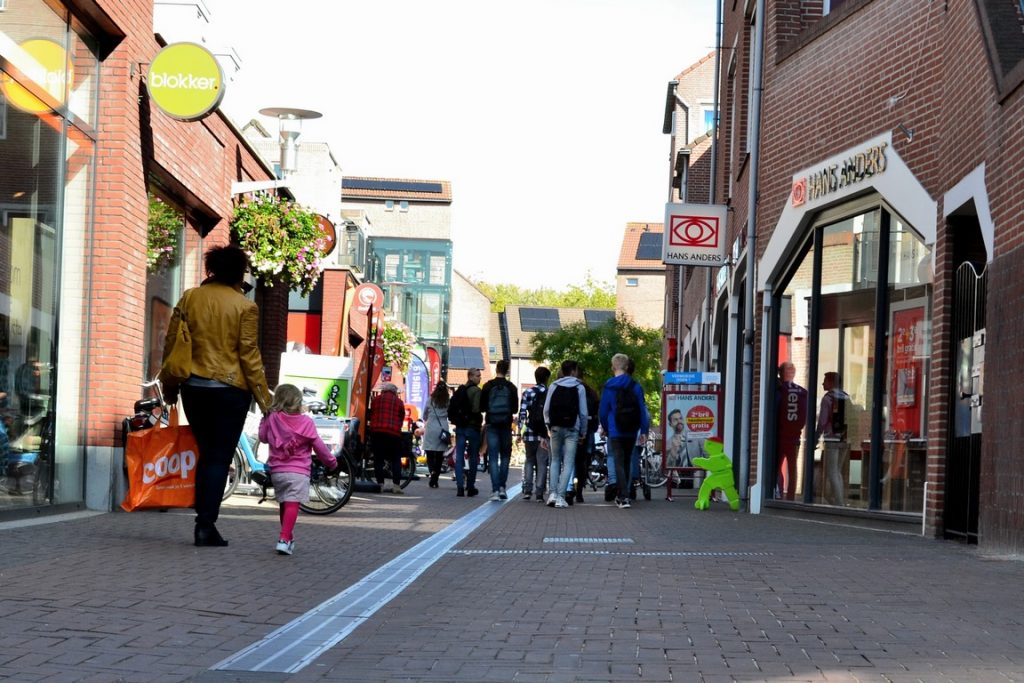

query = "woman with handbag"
[421,383,452,488]
[159,245,272,547]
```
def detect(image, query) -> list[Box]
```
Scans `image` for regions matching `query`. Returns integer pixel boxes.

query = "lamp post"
[230,107,322,194]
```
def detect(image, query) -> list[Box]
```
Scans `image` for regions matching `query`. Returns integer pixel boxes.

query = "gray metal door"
[944,262,986,542]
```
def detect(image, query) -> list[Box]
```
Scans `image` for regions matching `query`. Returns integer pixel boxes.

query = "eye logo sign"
[669,214,720,249]
[662,203,728,267]
[791,178,807,207]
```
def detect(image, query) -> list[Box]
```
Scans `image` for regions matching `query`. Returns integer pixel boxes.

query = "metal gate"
[944,262,986,542]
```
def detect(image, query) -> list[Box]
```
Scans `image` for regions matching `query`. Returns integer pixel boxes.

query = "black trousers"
[372,432,403,485]
[181,384,251,528]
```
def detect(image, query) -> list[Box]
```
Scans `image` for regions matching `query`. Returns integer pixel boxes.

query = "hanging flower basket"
[381,319,416,373]
[230,194,327,295]
[147,193,182,273]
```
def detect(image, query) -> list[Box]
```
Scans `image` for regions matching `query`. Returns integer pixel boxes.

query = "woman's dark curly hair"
[205,245,249,285]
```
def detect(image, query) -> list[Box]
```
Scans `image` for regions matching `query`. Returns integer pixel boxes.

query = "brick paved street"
[2,473,1023,683]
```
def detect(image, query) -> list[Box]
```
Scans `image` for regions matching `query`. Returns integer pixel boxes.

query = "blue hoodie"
[599,374,650,438]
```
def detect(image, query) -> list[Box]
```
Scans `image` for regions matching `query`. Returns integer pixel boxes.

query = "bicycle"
[341,418,415,491]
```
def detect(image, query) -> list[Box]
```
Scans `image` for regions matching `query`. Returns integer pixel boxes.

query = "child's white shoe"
[275,539,294,555]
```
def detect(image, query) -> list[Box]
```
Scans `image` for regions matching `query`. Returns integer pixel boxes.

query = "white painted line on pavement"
[211,483,522,674]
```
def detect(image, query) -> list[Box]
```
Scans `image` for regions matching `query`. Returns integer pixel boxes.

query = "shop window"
[143,191,186,381]
[384,253,399,281]
[429,255,446,285]
[418,291,443,338]
[770,206,932,513]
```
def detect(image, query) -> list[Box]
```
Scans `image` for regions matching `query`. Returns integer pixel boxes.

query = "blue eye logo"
[669,215,720,248]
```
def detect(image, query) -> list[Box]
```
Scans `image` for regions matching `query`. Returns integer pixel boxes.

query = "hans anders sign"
[790,141,888,208]
[662,203,728,267]
[147,43,224,121]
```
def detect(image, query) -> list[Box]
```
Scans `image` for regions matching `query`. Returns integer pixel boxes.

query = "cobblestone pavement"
[2,472,1023,683]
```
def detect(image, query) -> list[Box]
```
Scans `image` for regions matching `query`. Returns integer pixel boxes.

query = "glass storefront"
[367,237,452,350]
[770,201,932,513]
[1,1,98,509]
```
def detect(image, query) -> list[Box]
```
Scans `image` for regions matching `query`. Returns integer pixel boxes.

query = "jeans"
[487,426,513,492]
[454,426,481,490]
[608,436,634,502]
[823,439,849,506]
[607,445,641,485]
[523,440,546,495]
[180,384,251,529]
[548,426,579,500]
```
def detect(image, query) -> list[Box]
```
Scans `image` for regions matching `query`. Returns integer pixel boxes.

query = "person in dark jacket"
[480,359,519,501]
[517,365,551,501]
[599,353,650,509]
[450,368,483,497]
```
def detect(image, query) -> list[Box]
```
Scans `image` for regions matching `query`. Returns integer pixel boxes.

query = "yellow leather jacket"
[159,281,272,413]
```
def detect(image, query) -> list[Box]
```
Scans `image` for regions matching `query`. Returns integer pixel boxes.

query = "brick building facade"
[687,0,1024,551]
[0,0,282,516]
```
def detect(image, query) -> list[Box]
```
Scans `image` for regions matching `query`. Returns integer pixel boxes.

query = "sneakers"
[391,485,405,494]
[617,499,631,509]
[546,493,557,507]
[522,492,532,501]
[275,539,294,555]
[554,496,568,509]
[536,491,547,503]
[499,487,508,500]
[490,492,501,502]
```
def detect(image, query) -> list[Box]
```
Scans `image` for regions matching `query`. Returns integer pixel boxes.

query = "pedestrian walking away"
[480,359,519,501]
[159,245,272,547]
[259,384,339,555]
[572,368,600,504]
[543,359,588,509]
[518,365,551,501]
[368,383,407,494]
[448,368,483,497]
[421,382,451,488]
[599,353,650,509]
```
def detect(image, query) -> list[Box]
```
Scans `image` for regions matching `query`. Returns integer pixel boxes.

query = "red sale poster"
[891,306,924,436]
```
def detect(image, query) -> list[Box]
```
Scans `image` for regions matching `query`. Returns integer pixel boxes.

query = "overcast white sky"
[213,0,717,290]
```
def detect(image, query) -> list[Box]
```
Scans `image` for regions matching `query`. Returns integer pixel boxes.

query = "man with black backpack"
[480,359,519,501]
[599,353,650,509]
[543,359,588,509]
[518,366,551,501]
[448,368,483,497]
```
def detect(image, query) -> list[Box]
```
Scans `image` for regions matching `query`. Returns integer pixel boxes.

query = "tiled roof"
[617,222,666,271]
[446,336,491,386]
[674,51,716,81]
[341,176,452,202]
[502,305,616,359]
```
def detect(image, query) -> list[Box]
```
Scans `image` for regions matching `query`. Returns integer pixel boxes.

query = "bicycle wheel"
[301,451,354,514]
[642,448,668,488]
[222,448,242,500]
[587,461,607,490]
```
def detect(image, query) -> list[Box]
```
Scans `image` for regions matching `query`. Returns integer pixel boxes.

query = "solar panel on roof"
[519,307,560,332]
[635,232,663,260]
[449,346,485,369]
[584,309,615,329]
[342,179,444,194]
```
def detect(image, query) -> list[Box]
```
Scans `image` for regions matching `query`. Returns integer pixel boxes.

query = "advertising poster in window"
[661,390,720,469]
[890,305,925,436]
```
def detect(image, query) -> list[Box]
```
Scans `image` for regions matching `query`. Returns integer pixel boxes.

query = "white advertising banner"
[662,202,729,267]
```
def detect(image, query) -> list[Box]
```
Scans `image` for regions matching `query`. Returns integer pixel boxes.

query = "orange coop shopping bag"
[121,407,198,512]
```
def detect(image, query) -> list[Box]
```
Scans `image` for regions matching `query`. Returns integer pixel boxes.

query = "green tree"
[530,314,662,422]
[473,272,616,312]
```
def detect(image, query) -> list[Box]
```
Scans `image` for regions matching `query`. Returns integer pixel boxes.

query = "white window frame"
[626,277,639,287]
[399,200,409,212]
[384,200,395,211]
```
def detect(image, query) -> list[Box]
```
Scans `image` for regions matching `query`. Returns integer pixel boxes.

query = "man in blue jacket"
[599,353,650,509]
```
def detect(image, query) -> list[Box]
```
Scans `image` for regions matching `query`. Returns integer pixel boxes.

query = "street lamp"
[230,106,322,195]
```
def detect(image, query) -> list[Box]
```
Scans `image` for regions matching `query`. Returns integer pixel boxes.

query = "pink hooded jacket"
[259,411,337,476]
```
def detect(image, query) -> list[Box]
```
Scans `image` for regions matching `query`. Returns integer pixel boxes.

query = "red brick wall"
[90,0,275,448]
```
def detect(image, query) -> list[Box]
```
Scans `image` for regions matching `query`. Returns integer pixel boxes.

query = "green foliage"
[147,193,182,273]
[474,272,616,312]
[230,194,327,295]
[380,319,416,373]
[530,314,662,421]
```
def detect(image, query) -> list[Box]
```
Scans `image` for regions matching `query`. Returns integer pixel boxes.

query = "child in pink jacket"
[259,384,337,555]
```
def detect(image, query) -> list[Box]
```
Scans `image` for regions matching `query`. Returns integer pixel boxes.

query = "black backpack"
[449,385,470,427]
[526,387,548,437]
[615,381,642,433]
[485,381,513,424]
[548,384,579,428]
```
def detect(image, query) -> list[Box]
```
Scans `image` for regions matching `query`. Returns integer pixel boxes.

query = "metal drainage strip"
[544,537,634,543]
[211,483,523,674]
[448,550,773,557]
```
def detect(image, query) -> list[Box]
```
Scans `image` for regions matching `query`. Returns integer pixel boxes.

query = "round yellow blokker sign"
[0,38,73,114]
[148,43,224,121]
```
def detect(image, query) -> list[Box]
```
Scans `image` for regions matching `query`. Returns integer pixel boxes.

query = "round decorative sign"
[148,43,225,121]
[685,405,715,433]
[316,215,337,256]
[0,39,73,114]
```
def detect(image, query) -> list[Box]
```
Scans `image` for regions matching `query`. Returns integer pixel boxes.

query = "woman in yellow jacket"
[160,245,271,547]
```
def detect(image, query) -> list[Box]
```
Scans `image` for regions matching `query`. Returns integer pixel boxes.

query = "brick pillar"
[256,280,289,388]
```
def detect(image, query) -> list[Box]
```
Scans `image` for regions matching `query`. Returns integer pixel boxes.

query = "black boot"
[575,485,585,504]
[194,524,228,547]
